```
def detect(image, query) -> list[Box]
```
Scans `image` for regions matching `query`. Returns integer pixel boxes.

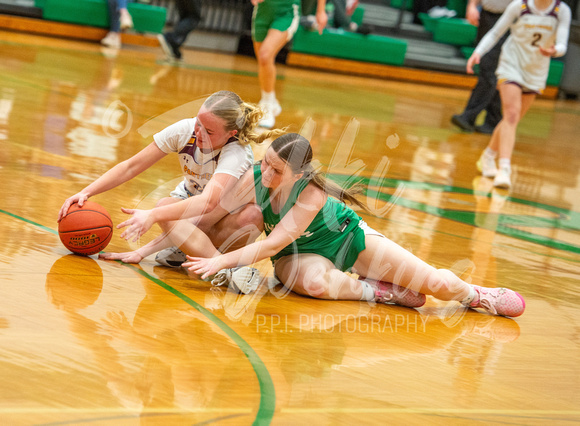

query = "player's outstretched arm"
[99,233,174,263]
[116,171,250,242]
[184,184,326,278]
[58,142,166,221]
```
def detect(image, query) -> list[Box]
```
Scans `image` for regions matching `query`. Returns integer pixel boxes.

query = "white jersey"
[474,0,571,92]
[153,118,254,197]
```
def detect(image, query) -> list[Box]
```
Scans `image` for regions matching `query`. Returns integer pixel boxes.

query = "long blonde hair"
[270,133,369,211]
[203,91,285,145]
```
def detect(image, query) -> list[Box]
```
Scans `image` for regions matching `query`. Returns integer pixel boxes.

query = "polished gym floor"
[0,29,579,425]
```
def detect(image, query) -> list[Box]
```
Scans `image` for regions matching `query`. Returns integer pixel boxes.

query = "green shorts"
[271,216,368,273]
[252,0,300,43]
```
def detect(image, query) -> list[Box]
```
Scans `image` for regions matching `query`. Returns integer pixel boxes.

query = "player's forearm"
[151,195,217,224]
[82,160,140,197]
[135,234,175,258]
[220,238,283,269]
[553,9,571,57]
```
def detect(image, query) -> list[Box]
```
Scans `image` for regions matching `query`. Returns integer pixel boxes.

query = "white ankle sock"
[498,158,511,171]
[359,280,376,301]
[260,91,276,103]
[461,285,478,305]
[484,147,497,158]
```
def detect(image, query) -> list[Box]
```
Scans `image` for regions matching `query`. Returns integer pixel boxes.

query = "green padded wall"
[546,60,564,86]
[43,0,109,28]
[292,27,407,66]
[42,0,165,33]
[433,18,477,46]
[128,3,166,34]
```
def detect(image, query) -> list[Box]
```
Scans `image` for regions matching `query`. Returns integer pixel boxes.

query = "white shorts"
[170,180,199,200]
[358,219,384,238]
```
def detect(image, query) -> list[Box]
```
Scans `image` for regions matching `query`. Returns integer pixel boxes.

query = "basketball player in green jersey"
[251,0,327,128]
[118,133,526,317]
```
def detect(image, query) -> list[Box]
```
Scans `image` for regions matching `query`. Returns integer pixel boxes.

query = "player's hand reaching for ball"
[58,192,90,222]
[117,208,154,242]
[99,250,144,263]
[183,255,225,279]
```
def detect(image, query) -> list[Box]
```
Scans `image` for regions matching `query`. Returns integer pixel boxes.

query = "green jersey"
[253,165,366,271]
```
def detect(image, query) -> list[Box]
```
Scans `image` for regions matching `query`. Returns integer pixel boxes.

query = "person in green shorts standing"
[251,0,328,128]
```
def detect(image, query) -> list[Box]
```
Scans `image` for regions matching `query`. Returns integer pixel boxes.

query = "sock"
[359,280,376,301]
[498,158,511,171]
[461,285,479,306]
[484,147,497,158]
[260,91,276,103]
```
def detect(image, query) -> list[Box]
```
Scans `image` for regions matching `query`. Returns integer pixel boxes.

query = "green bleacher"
[35,0,166,34]
[291,6,407,67]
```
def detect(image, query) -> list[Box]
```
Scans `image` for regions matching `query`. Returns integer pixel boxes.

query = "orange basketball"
[58,201,113,255]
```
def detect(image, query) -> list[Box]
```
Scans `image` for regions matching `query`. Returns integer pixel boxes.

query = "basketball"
[58,201,113,255]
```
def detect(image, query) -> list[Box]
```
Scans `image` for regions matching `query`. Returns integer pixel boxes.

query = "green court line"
[122,263,275,426]
[0,209,275,426]
[364,188,580,255]
[0,209,58,235]
[327,175,580,255]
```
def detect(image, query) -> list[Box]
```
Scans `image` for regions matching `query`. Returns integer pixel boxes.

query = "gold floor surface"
[1,30,579,425]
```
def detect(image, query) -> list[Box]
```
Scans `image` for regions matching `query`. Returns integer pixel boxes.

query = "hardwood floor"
[0,29,579,425]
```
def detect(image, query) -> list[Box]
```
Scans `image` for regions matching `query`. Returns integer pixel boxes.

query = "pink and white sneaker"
[361,277,426,308]
[466,286,525,317]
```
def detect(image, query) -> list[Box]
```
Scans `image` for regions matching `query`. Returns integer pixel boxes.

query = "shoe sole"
[155,249,186,268]
[493,180,511,189]
[155,259,184,267]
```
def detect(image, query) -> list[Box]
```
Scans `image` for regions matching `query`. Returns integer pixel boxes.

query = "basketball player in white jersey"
[58,91,284,267]
[467,0,571,188]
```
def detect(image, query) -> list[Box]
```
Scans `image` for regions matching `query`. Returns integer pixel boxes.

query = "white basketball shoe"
[155,246,187,267]
[258,100,282,129]
[476,152,498,178]
[211,267,261,294]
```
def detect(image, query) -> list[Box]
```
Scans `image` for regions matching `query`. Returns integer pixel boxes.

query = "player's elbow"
[205,196,221,213]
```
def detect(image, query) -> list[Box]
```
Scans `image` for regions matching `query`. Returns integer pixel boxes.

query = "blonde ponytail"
[203,91,285,146]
